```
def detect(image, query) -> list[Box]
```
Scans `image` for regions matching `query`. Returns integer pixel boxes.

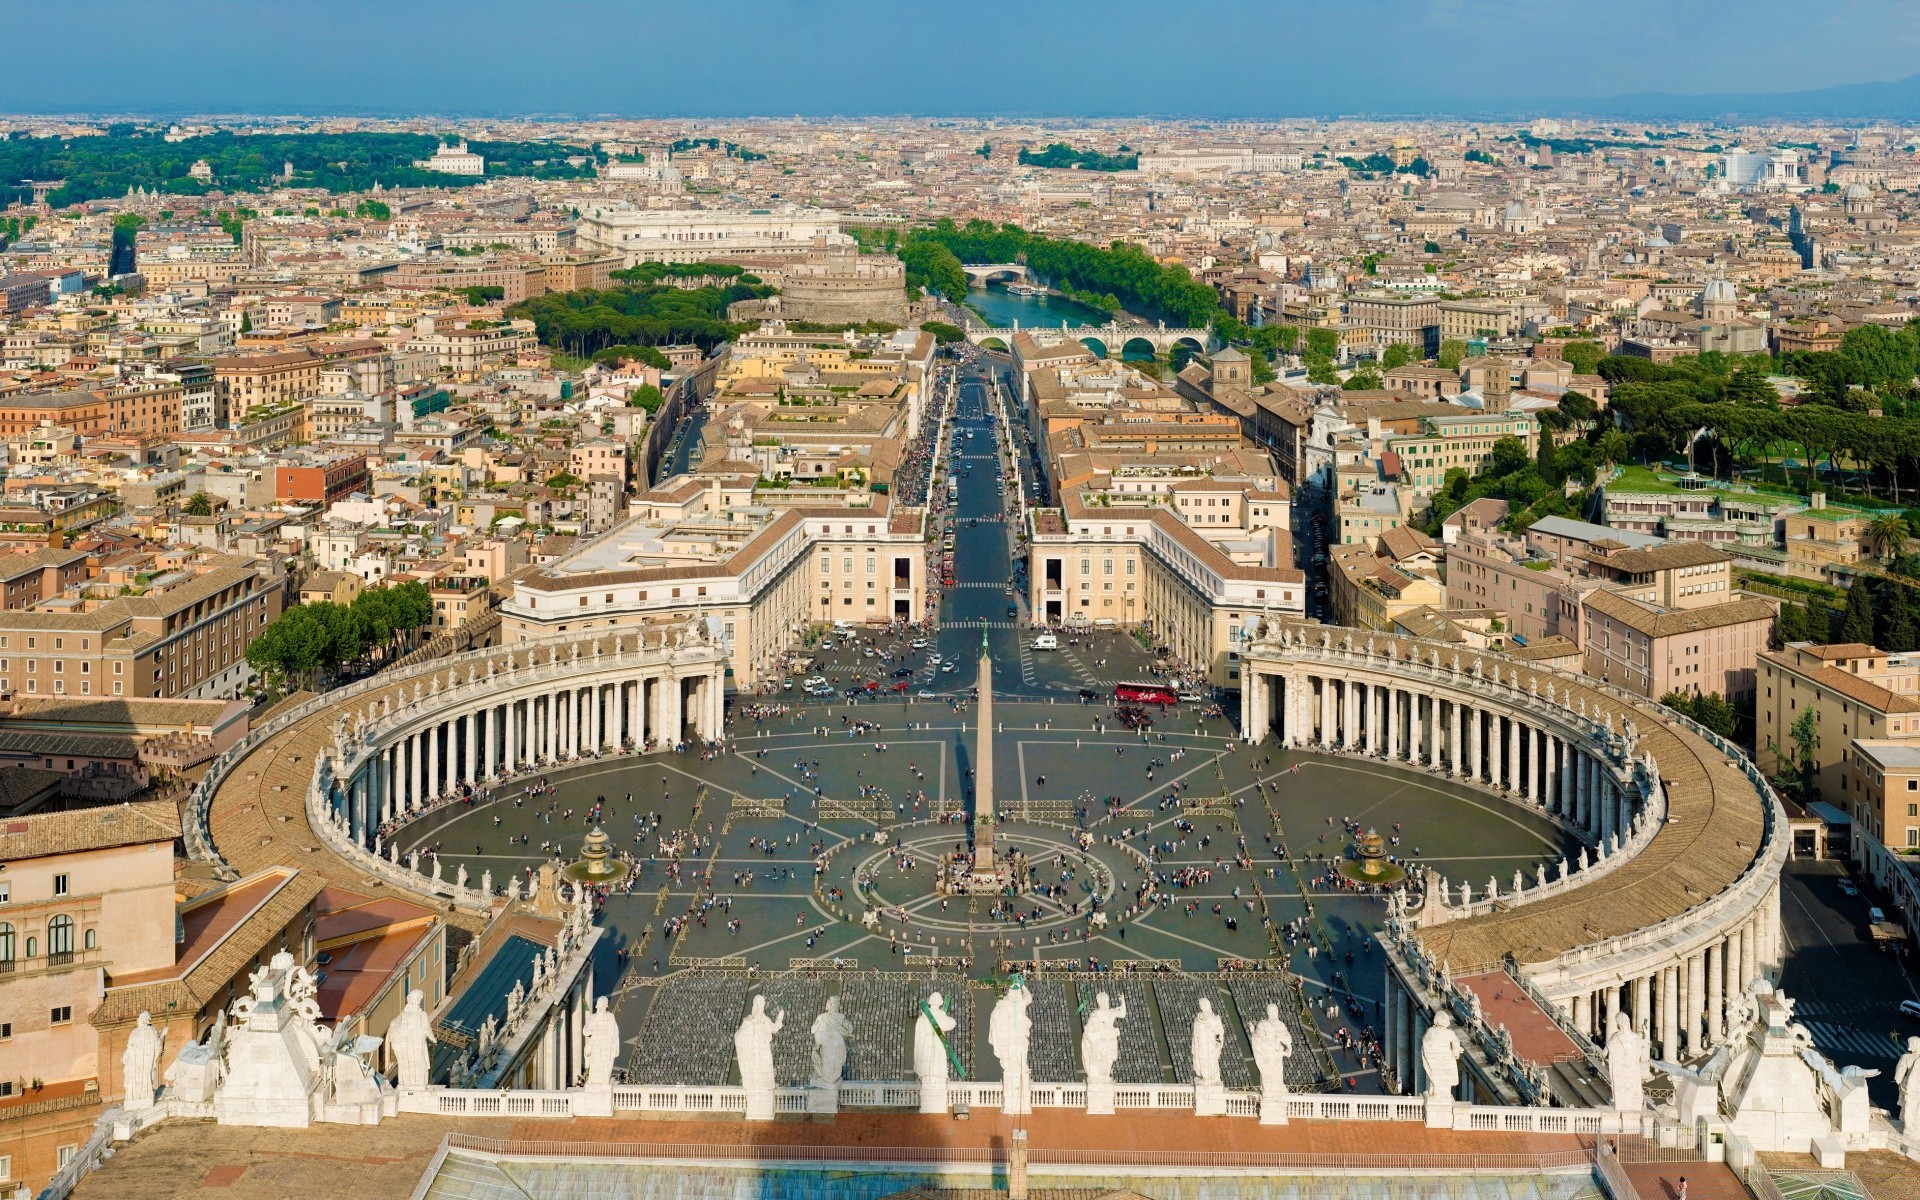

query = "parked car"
[1838,878,1859,897]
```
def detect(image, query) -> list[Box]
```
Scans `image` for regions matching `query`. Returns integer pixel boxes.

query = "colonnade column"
[1482,710,1497,787]
[1449,701,1462,777]
[1505,714,1520,791]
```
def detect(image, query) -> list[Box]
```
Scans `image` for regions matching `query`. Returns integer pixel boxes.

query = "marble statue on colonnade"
[914,991,958,1114]
[808,997,853,1114]
[1607,1010,1650,1114]
[122,1011,165,1111]
[1081,990,1127,1115]
[988,978,1033,1116]
[582,997,620,1088]
[389,989,436,1092]
[1191,997,1226,1115]
[1896,1036,1920,1131]
[734,995,783,1122]
[1421,1010,1464,1128]
[1249,1003,1294,1124]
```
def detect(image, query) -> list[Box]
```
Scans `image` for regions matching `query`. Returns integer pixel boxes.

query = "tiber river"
[964,282,1160,362]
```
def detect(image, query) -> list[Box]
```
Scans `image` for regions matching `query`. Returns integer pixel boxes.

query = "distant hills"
[1554,73,1920,122]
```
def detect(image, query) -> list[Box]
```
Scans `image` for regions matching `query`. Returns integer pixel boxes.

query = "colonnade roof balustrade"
[196,626,724,931]
[1247,622,1782,978]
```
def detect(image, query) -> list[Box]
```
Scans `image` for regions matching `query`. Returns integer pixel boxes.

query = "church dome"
[1701,278,1736,303]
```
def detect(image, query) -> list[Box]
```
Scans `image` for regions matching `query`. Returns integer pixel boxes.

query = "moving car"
[1032,633,1058,650]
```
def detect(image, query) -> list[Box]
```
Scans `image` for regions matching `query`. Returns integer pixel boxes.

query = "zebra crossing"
[1801,1020,1901,1060]
[941,620,1022,629]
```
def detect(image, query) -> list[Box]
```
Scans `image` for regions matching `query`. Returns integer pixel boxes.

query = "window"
[50,1005,71,1025]
[52,873,67,897]
[0,923,11,962]
[47,914,73,956]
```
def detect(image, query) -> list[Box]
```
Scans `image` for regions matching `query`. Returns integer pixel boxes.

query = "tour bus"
[1032,632,1058,651]
[1113,681,1179,706]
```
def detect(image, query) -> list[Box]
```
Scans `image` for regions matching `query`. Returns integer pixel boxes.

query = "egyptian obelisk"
[973,628,995,873]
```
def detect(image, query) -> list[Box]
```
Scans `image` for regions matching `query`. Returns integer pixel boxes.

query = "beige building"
[213,349,322,428]
[0,556,283,701]
[0,801,179,1195]
[1757,643,1920,809]
[500,495,928,687]
[1579,588,1775,702]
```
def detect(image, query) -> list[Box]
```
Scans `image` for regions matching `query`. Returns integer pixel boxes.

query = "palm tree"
[1865,511,1910,562]
[182,492,214,517]
[1597,430,1630,473]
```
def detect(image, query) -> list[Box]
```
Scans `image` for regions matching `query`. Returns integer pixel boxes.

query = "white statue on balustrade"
[988,978,1033,1116]
[122,1011,165,1111]
[809,997,853,1096]
[914,991,958,1114]
[734,995,783,1121]
[1250,1003,1294,1124]
[1191,995,1227,1116]
[1897,1036,1920,1131]
[1081,990,1127,1115]
[1813,1056,1878,1136]
[1606,1010,1649,1114]
[389,989,437,1092]
[582,996,620,1088]
[163,1013,226,1105]
[1421,1011,1463,1102]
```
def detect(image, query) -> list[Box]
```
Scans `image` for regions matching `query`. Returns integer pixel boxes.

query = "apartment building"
[1444,526,1598,647]
[404,322,538,375]
[0,557,283,701]
[1328,542,1444,631]
[213,349,322,426]
[1344,291,1439,357]
[0,801,179,1195]
[273,450,371,507]
[1757,643,1920,810]
[1579,588,1775,701]
[0,383,185,438]
[1386,409,1539,497]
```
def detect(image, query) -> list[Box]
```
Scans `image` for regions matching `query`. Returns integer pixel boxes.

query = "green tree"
[920,321,965,344]
[1381,343,1413,371]
[1838,581,1877,645]
[182,492,214,516]
[1343,369,1383,391]
[1437,340,1468,371]
[1788,707,1821,801]
[628,384,665,412]
[1560,340,1604,375]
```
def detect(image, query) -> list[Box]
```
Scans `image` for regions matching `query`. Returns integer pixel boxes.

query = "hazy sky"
[4,0,1920,117]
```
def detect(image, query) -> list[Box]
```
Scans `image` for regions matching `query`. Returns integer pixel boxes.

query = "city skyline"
[6,0,1920,120]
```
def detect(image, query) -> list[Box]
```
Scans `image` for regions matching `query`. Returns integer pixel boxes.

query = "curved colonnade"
[186,624,728,916]
[1239,623,1788,1098]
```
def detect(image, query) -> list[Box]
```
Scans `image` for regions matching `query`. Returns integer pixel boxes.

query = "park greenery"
[610,261,757,286]
[921,321,966,344]
[899,218,1218,326]
[593,344,673,370]
[1658,690,1739,738]
[669,137,765,161]
[244,581,434,692]
[0,129,597,208]
[506,274,773,357]
[1016,142,1139,171]
[1597,327,1920,502]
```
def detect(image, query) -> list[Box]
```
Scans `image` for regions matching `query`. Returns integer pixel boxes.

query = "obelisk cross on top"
[973,628,995,872]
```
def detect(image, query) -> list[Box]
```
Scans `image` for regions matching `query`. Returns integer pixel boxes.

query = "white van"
[1032,633,1058,651]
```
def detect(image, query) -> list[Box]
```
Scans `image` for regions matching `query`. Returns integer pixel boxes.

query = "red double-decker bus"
[1113,681,1178,706]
